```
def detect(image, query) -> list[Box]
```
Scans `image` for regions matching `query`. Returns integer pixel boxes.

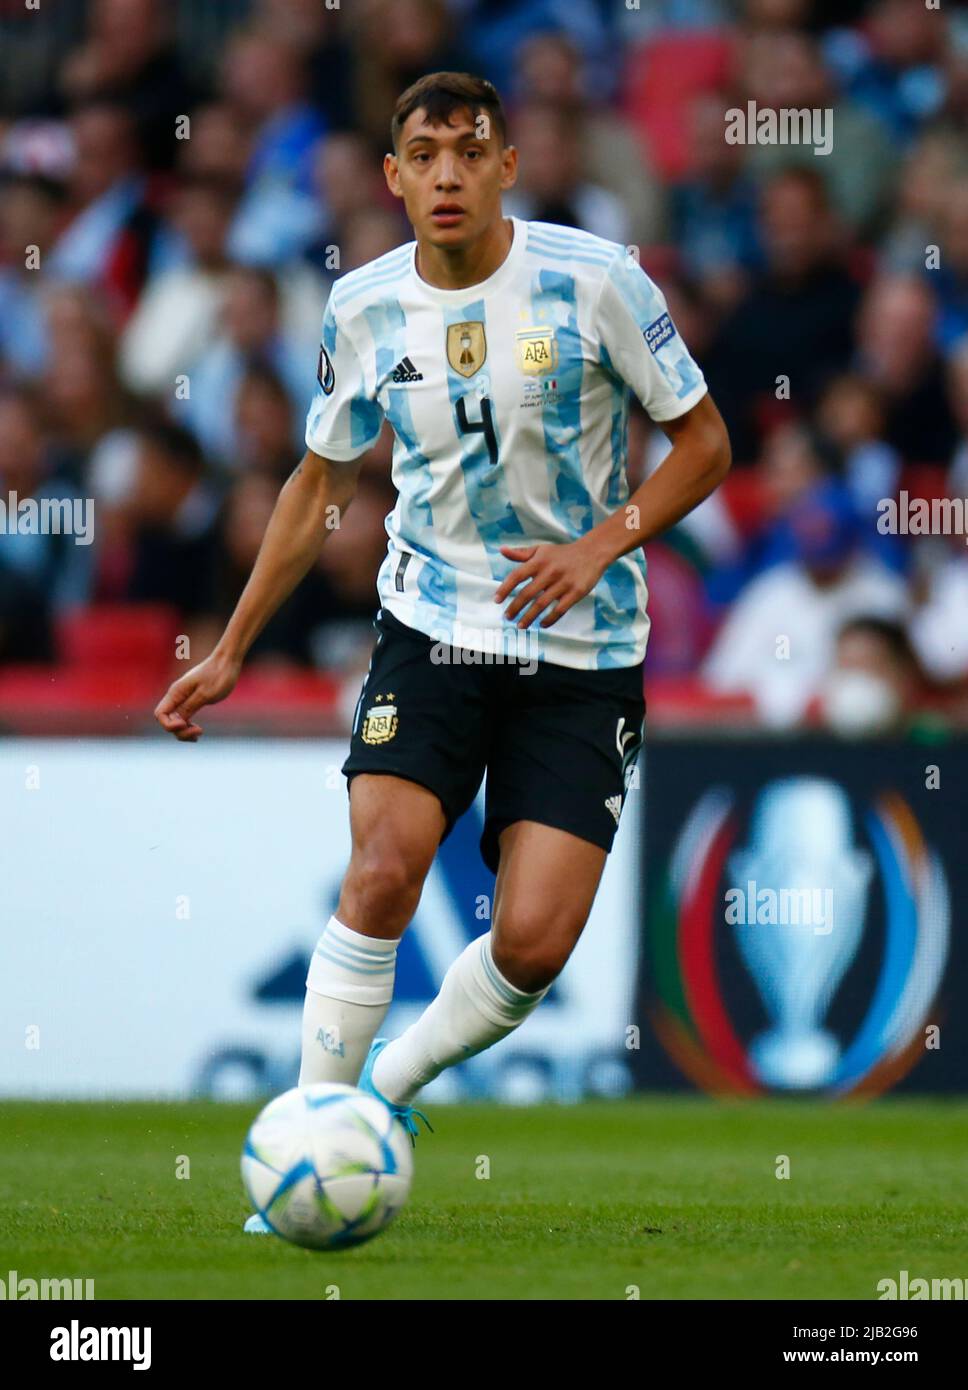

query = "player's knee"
[490,929,571,994]
[339,846,424,933]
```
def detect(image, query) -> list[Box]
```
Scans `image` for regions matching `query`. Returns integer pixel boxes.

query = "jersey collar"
[409,215,524,302]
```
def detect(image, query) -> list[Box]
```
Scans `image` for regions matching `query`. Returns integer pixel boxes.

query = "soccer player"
[154,73,731,1226]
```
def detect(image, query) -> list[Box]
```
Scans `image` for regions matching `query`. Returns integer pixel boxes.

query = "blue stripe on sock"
[314,944,395,975]
[321,928,397,963]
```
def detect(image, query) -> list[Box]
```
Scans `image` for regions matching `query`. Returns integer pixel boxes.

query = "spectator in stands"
[47,103,159,322]
[465,0,611,95]
[879,130,964,275]
[742,0,822,29]
[908,549,968,688]
[705,168,859,462]
[639,541,714,677]
[903,360,968,687]
[120,420,222,651]
[815,373,901,521]
[119,174,240,397]
[825,0,948,143]
[234,365,300,478]
[705,421,841,607]
[670,92,761,308]
[214,466,393,674]
[310,469,399,673]
[740,27,896,233]
[930,178,968,352]
[347,0,470,149]
[0,556,53,665]
[303,133,397,280]
[177,102,252,186]
[217,29,326,263]
[215,468,318,667]
[503,101,630,244]
[174,265,311,467]
[702,477,908,726]
[935,12,968,146]
[854,275,959,466]
[57,0,198,171]
[337,207,411,274]
[40,286,137,482]
[945,340,968,500]
[0,173,67,380]
[512,30,667,247]
[253,0,356,134]
[0,387,92,613]
[37,286,137,489]
[817,615,922,736]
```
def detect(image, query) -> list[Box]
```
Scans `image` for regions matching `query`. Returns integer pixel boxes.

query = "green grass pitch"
[1,1098,965,1300]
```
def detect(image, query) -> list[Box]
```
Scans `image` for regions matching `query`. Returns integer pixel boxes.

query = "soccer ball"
[241,1082,413,1250]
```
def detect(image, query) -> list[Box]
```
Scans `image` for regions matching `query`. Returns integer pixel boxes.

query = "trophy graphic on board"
[729,778,872,1089]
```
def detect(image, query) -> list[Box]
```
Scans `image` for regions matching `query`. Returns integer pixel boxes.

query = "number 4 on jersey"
[456,394,499,466]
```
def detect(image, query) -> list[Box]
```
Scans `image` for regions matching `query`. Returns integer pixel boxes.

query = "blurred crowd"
[1,0,967,733]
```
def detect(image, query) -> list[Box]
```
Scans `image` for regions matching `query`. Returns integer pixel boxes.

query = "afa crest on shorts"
[361,695,398,745]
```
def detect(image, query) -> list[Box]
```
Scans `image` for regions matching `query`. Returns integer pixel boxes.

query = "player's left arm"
[498,249,730,629]
[497,394,729,628]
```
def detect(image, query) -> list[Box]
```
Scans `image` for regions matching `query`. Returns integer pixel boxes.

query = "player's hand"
[154,650,242,742]
[495,538,610,629]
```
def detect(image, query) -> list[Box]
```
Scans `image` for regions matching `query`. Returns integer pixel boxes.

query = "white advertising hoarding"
[0,739,640,1101]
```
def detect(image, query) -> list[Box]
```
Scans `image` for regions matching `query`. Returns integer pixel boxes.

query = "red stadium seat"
[645,675,757,727]
[55,604,181,677]
[622,31,736,181]
[0,661,342,736]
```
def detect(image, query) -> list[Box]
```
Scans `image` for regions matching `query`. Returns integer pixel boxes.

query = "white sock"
[372,932,549,1104]
[298,916,397,1085]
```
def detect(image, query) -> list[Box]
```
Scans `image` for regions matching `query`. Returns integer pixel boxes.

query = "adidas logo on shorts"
[391,356,423,383]
[605,794,623,826]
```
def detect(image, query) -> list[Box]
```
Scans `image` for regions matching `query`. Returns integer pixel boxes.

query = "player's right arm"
[154,450,360,741]
[156,290,383,741]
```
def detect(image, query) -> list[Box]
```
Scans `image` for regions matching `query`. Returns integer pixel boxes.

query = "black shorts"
[342,609,645,873]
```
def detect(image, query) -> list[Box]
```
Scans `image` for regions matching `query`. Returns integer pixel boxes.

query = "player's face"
[384,107,517,249]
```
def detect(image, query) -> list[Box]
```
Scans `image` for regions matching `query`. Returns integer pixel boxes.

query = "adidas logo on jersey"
[605,794,623,826]
[391,356,423,383]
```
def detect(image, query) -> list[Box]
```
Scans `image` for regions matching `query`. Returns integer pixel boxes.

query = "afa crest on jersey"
[515,327,558,375]
[447,321,487,378]
[361,698,398,745]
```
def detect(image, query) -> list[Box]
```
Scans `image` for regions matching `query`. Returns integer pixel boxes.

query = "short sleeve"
[304,295,383,460]
[595,251,707,422]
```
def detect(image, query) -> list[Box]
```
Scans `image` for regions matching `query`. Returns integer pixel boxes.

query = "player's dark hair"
[391,72,508,151]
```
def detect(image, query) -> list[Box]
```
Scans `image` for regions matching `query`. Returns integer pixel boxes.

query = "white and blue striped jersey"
[305,216,707,670]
